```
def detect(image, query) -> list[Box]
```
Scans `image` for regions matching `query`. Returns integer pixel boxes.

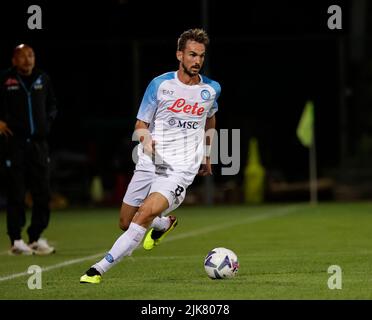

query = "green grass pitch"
[1,202,372,300]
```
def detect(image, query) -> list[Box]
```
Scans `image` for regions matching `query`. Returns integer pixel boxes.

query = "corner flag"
[296,100,314,147]
[296,100,317,204]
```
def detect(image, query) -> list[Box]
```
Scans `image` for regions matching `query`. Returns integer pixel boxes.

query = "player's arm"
[198,115,216,176]
[205,114,216,135]
[205,114,216,157]
[134,119,155,157]
[135,78,159,157]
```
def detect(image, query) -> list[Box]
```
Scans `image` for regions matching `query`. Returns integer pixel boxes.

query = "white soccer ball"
[204,247,239,279]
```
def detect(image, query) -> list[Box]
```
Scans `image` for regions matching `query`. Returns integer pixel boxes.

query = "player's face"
[178,40,206,77]
[12,47,35,76]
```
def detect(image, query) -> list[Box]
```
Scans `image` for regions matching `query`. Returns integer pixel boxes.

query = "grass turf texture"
[0,202,372,299]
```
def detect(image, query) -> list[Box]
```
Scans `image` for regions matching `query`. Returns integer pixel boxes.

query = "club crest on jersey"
[167,98,205,116]
[201,89,211,100]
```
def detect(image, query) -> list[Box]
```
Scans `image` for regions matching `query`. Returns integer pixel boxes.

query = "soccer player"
[80,28,221,283]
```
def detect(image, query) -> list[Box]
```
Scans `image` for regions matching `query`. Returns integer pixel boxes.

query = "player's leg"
[80,170,153,283]
[96,192,168,267]
[119,202,138,231]
[132,191,169,227]
[80,192,169,284]
[80,202,139,283]
[118,169,155,230]
[118,170,171,232]
[27,141,54,255]
[143,179,186,250]
[6,145,33,255]
[7,168,31,255]
[119,201,171,233]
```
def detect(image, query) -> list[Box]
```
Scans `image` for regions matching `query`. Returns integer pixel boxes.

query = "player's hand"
[198,157,212,176]
[0,120,13,137]
[143,139,156,158]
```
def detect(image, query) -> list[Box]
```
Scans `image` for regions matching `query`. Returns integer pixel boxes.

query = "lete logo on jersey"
[167,98,205,116]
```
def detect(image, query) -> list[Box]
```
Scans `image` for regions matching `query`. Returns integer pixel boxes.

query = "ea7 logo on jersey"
[162,89,174,96]
[168,118,199,129]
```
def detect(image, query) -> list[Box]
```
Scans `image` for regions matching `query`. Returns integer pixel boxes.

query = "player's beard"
[182,62,200,77]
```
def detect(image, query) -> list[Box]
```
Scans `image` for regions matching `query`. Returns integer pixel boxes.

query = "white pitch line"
[0,253,105,282]
[0,205,298,282]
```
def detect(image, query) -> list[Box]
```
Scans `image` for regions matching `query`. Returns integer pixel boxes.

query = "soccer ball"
[204,247,239,279]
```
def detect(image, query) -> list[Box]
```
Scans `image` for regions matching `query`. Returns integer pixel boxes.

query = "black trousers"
[5,137,51,245]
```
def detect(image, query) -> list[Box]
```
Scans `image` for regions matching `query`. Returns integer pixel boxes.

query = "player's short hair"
[177,28,210,51]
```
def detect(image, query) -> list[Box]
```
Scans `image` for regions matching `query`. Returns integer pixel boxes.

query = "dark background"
[2,0,371,205]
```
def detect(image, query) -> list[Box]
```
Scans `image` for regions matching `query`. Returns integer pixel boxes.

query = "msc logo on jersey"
[201,89,211,100]
[168,117,199,129]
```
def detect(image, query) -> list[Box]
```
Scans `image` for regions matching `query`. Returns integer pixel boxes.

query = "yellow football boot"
[80,268,102,284]
[143,216,178,250]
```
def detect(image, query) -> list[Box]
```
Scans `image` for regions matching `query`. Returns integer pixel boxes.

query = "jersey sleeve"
[207,101,218,118]
[136,79,158,123]
[207,81,221,118]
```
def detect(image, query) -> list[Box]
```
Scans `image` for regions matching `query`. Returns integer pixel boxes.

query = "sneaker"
[143,215,178,250]
[80,267,102,284]
[9,239,34,256]
[29,238,56,255]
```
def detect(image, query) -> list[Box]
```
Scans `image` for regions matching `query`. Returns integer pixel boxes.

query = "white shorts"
[123,170,188,215]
